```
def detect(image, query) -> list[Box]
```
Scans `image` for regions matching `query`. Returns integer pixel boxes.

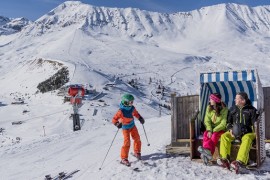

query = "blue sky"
[0,0,269,20]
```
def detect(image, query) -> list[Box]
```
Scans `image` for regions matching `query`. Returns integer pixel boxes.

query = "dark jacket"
[227,99,259,135]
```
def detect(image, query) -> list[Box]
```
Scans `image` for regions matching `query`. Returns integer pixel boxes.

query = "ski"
[45,170,79,180]
[45,174,53,180]
[120,159,131,167]
[45,171,65,180]
[117,153,151,172]
[130,152,142,161]
[52,172,66,180]
[132,167,142,172]
[62,170,80,180]
[130,152,151,167]
[118,159,142,172]
[45,175,52,180]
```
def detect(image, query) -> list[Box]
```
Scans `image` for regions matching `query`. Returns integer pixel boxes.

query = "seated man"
[217,92,259,174]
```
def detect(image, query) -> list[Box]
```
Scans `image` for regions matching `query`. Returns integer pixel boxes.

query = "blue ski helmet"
[121,93,134,106]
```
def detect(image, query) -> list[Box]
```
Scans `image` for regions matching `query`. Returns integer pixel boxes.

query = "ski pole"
[99,129,119,170]
[142,124,150,146]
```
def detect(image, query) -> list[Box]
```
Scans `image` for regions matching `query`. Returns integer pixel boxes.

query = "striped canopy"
[199,69,263,123]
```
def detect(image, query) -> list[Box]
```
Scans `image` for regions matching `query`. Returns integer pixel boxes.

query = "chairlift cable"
[10,109,69,123]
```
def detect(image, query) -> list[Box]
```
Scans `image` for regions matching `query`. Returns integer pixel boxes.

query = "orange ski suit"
[112,105,142,159]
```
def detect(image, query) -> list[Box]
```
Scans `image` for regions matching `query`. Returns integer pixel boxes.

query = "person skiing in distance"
[217,92,259,174]
[198,93,228,165]
[112,93,145,166]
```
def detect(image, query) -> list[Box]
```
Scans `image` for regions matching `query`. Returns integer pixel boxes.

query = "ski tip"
[133,167,141,172]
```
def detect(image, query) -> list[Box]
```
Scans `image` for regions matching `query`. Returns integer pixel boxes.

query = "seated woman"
[198,93,228,165]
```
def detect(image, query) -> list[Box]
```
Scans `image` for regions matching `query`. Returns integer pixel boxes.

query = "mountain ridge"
[0,16,31,35]
[15,1,270,39]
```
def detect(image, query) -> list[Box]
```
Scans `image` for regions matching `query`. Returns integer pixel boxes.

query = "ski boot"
[198,146,212,161]
[230,160,242,174]
[200,154,210,165]
[217,158,230,169]
[133,153,142,160]
[120,158,131,167]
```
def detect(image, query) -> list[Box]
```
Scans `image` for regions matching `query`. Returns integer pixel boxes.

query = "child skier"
[112,93,145,166]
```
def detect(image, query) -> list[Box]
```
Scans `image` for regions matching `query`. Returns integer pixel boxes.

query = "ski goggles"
[124,100,133,106]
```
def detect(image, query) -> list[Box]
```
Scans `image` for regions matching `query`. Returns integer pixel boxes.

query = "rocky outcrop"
[37,67,69,93]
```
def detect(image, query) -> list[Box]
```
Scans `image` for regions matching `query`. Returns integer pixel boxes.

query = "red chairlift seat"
[68,85,85,97]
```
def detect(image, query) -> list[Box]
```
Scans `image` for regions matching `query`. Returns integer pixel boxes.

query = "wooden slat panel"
[166,145,190,156]
[263,87,270,139]
[178,96,184,138]
[255,121,261,166]
[176,95,199,139]
[171,95,199,146]
[171,93,177,144]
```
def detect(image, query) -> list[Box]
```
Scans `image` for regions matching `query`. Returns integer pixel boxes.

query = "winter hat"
[209,93,221,103]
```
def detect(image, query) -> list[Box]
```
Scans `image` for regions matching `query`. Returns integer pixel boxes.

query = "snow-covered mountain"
[1,1,270,96]
[27,2,270,37]
[1,1,270,179]
[0,16,31,35]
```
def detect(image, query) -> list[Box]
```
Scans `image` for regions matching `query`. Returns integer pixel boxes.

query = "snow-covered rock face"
[6,17,31,31]
[224,3,270,34]
[0,16,31,35]
[0,16,10,25]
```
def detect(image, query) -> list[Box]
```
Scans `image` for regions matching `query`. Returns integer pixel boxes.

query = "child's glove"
[114,122,122,129]
[139,117,145,124]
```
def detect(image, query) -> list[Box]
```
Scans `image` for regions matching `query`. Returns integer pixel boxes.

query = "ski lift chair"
[190,69,266,167]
